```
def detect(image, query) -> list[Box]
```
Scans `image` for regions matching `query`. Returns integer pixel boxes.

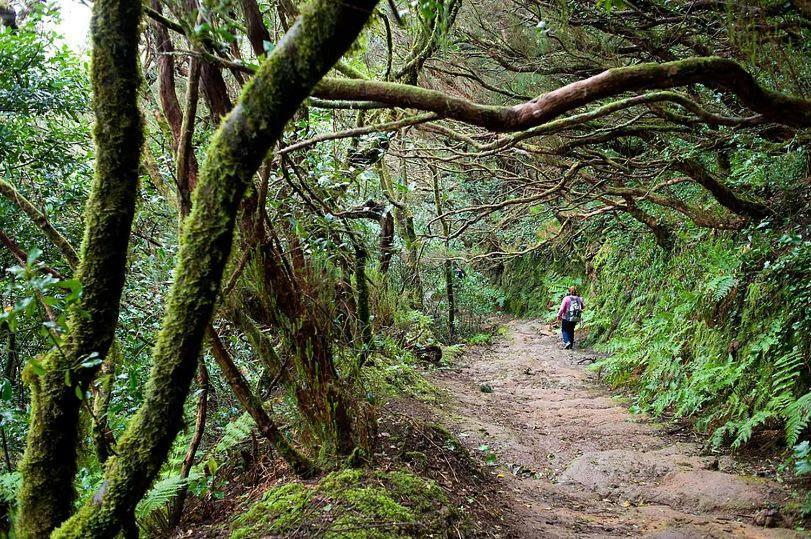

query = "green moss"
[358,344,436,402]
[402,451,427,466]
[230,469,458,538]
[320,468,364,491]
[232,484,312,539]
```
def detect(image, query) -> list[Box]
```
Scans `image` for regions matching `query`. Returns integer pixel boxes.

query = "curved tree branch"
[313,57,811,129]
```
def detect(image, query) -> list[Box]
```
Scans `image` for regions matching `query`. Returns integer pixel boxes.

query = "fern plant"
[785,391,811,447]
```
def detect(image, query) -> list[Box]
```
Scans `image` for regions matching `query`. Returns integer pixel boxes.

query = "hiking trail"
[430,319,799,538]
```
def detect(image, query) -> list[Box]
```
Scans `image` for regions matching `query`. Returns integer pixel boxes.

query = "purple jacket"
[557,295,584,320]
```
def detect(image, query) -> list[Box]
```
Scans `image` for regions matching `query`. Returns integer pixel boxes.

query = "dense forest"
[0,0,810,537]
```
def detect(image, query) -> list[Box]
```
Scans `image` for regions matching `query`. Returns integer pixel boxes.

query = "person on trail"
[557,286,584,350]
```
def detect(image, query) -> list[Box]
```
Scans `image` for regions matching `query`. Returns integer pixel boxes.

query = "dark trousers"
[561,320,577,346]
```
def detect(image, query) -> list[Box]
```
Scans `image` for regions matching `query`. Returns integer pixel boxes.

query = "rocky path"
[430,320,800,538]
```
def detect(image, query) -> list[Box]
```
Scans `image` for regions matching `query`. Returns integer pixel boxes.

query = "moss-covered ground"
[230,468,464,538]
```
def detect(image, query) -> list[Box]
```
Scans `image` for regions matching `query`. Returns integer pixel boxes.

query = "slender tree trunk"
[379,211,394,274]
[354,245,372,365]
[0,180,79,268]
[241,0,271,58]
[91,343,120,464]
[168,361,209,527]
[444,260,456,341]
[0,429,10,472]
[176,58,201,215]
[395,207,425,309]
[431,167,456,341]
[206,327,314,476]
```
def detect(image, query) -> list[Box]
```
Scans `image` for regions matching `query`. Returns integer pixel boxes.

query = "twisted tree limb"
[313,57,811,129]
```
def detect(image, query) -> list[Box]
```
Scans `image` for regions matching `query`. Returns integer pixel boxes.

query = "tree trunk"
[17,0,144,534]
[51,2,377,535]
[91,343,120,465]
[379,211,394,274]
[0,180,79,269]
[354,245,373,365]
[431,168,456,341]
[394,206,424,309]
[167,360,209,527]
[621,197,675,251]
[206,327,314,476]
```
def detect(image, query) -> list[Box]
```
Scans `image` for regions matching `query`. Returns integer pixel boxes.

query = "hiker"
[557,286,584,350]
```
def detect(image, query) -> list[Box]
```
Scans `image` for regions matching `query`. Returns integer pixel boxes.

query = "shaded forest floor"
[428,319,804,538]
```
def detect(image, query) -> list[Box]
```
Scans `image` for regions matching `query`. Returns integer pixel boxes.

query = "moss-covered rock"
[231,469,462,538]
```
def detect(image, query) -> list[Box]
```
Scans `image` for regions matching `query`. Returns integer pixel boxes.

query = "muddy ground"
[429,319,803,538]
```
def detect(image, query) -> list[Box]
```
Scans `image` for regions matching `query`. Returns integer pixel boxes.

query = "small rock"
[752,508,780,528]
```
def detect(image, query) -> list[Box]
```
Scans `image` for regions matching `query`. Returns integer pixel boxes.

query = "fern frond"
[705,274,737,303]
[214,412,256,454]
[0,471,21,503]
[785,392,811,446]
[136,472,201,519]
[731,409,774,448]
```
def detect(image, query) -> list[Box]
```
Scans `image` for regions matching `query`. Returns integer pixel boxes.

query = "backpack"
[564,296,583,322]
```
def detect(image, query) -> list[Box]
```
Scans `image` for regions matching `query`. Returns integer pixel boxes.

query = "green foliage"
[786,393,811,447]
[214,413,257,455]
[466,333,492,346]
[499,147,811,452]
[0,249,81,337]
[135,472,201,520]
[361,339,436,403]
[793,441,811,515]
[0,3,91,249]
[582,227,811,450]
[500,256,583,319]
[0,472,20,504]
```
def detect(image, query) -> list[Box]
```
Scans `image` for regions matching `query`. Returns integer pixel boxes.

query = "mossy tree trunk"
[674,158,771,221]
[49,1,378,536]
[16,0,144,535]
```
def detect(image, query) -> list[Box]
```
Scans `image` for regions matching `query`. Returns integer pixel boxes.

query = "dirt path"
[430,319,800,538]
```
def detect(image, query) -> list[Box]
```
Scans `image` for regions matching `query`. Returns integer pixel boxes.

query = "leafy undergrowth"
[584,231,811,453]
[499,210,811,510]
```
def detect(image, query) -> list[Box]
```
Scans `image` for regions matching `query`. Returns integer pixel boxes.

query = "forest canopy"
[0,0,810,537]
